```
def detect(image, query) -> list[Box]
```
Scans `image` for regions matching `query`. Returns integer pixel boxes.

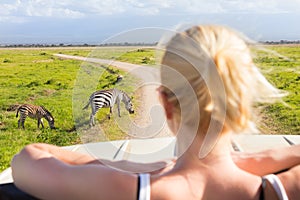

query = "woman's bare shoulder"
[278,165,300,200]
[150,172,205,200]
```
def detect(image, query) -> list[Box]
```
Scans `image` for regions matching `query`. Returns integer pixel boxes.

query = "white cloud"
[161,0,300,14]
[0,2,18,15]
[0,0,86,21]
[1,0,300,23]
[77,0,126,15]
[222,0,300,14]
[24,0,85,18]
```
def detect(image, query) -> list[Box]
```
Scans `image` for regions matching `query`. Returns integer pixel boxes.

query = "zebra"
[83,88,134,126]
[16,104,55,129]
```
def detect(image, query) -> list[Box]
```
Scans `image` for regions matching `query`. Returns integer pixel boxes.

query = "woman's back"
[151,150,262,200]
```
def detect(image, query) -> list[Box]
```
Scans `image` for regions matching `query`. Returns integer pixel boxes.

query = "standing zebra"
[16,104,55,129]
[83,88,134,126]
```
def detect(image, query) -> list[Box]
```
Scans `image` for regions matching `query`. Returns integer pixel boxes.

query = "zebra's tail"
[82,100,90,110]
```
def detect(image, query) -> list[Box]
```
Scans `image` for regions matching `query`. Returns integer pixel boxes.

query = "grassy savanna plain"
[252,45,300,134]
[0,47,153,171]
[0,45,299,172]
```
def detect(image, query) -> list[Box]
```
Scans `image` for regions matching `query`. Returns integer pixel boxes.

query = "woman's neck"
[175,126,234,168]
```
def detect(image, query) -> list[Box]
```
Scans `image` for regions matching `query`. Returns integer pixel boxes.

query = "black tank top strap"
[259,177,266,200]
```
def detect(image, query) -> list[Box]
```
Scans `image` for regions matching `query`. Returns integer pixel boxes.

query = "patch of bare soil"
[253,106,278,135]
[42,89,56,96]
[54,53,172,138]
[32,59,54,63]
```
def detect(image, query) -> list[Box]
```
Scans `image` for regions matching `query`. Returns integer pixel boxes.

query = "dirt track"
[54,54,172,138]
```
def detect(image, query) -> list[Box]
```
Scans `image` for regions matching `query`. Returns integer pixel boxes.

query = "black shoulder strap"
[0,182,39,200]
[136,175,141,200]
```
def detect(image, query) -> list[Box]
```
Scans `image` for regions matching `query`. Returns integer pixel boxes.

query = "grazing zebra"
[16,104,55,129]
[83,88,134,126]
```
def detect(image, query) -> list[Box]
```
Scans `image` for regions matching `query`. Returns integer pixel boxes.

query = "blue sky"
[0,0,300,44]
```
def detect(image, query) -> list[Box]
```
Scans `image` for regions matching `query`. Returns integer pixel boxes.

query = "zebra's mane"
[94,89,114,96]
[121,91,131,101]
[40,106,54,119]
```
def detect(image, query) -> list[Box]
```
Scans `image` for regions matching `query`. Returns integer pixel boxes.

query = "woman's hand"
[231,144,300,176]
[94,157,177,174]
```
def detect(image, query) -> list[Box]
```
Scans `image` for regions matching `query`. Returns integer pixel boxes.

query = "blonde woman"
[10,25,300,200]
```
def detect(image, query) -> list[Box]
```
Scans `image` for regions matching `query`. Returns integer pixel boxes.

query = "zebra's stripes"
[16,104,55,129]
[83,88,134,126]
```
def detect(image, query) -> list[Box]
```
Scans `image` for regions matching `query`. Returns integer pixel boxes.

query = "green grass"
[252,45,300,134]
[116,48,156,65]
[0,47,142,171]
[55,46,156,65]
[0,49,82,171]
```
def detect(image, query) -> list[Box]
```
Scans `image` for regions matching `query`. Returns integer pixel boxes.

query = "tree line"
[0,42,157,48]
[262,40,300,45]
[1,40,300,48]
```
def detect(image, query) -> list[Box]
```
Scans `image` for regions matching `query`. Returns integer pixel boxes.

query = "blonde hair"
[160,25,282,134]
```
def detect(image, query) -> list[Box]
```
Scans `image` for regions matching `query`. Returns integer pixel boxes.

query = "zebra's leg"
[22,120,25,129]
[18,118,21,128]
[19,117,25,129]
[108,107,112,119]
[90,105,97,126]
[116,99,121,117]
[41,118,44,128]
[38,118,44,128]
[89,114,95,126]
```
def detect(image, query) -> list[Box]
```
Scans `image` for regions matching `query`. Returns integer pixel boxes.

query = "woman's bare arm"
[17,143,100,165]
[11,143,138,200]
[15,143,176,174]
[13,143,175,174]
[277,164,300,200]
[231,144,300,176]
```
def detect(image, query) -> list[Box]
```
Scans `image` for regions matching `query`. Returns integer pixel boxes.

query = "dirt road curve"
[54,54,172,138]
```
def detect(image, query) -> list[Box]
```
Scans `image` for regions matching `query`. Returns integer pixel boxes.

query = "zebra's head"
[47,117,55,129]
[41,106,55,129]
[122,92,134,114]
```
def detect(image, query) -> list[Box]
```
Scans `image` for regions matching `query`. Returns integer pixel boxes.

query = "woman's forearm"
[99,158,176,174]
[26,143,175,171]
[12,143,101,167]
[12,143,175,173]
[232,144,300,176]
